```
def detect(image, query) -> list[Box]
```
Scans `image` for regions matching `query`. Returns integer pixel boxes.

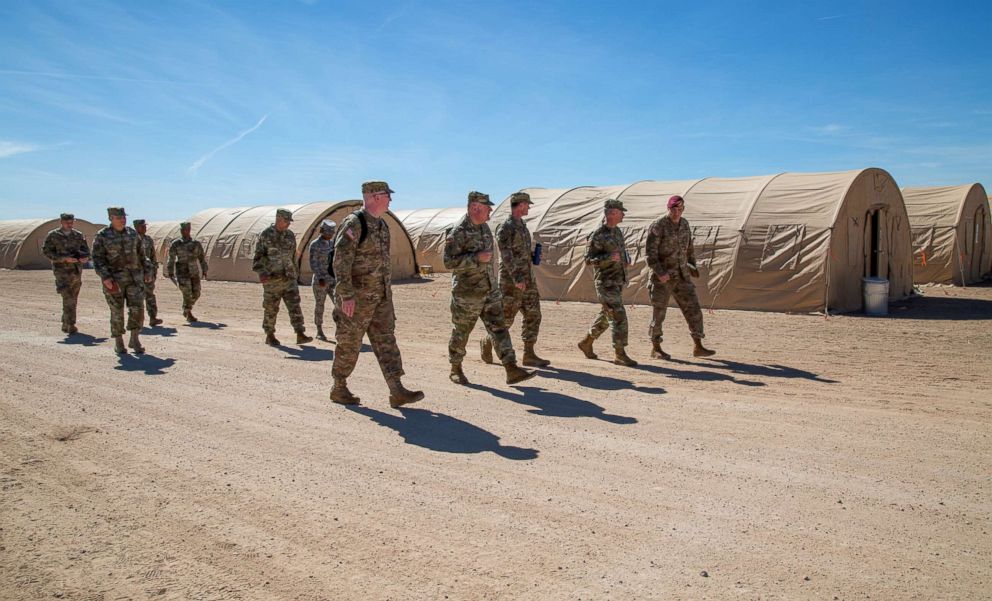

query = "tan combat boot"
[315,327,327,341]
[693,337,715,358]
[329,379,360,405]
[450,363,469,385]
[505,362,536,385]
[650,337,671,360]
[185,309,197,323]
[613,346,637,367]
[577,334,598,359]
[296,330,313,344]
[67,325,78,335]
[479,337,494,364]
[149,314,163,326]
[113,335,126,354]
[522,341,550,367]
[265,332,280,346]
[388,379,425,408]
[128,330,145,354]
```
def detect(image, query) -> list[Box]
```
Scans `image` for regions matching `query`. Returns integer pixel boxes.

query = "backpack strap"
[354,210,369,245]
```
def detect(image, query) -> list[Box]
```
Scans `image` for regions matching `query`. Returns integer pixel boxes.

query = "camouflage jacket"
[332,210,391,300]
[42,228,90,276]
[137,233,159,273]
[584,224,628,287]
[495,216,535,286]
[646,216,696,281]
[252,225,298,280]
[91,226,151,282]
[167,237,208,280]
[308,236,336,285]
[444,214,497,297]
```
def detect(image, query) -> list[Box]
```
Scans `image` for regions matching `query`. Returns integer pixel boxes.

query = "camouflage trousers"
[495,278,542,343]
[54,271,82,329]
[450,290,516,366]
[102,271,145,337]
[312,280,334,329]
[649,276,704,341]
[144,270,158,319]
[332,291,404,381]
[178,277,201,313]
[262,276,304,334]
[588,283,628,347]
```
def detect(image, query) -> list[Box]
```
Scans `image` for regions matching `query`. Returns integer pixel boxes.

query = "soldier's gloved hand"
[102,278,119,294]
[477,250,493,263]
[318,279,327,289]
[144,275,153,284]
[658,273,671,283]
[341,298,356,318]
[688,264,700,278]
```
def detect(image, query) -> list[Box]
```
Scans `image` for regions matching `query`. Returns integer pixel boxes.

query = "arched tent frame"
[493,168,913,313]
[902,184,991,285]
[143,221,183,267]
[0,218,101,269]
[393,207,466,273]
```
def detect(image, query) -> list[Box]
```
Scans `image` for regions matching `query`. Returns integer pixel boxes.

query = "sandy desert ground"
[1,269,990,600]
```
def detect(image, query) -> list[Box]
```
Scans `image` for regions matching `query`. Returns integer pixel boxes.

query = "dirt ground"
[1,269,989,601]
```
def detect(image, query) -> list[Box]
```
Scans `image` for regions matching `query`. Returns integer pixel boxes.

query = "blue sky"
[1,0,989,222]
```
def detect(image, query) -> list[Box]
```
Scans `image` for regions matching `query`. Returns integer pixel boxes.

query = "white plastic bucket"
[862,277,889,315]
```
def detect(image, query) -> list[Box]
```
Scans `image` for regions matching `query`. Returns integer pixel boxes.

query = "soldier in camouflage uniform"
[577,199,637,367]
[645,195,715,359]
[444,191,536,386]
[308,219,336,341]
[42,213,90,335]
[91,207,153,354]
[329,181,423,408]
[133,219,162,326]
[166,222,209,323]
[252,209,313,346]
[480,191,550,368]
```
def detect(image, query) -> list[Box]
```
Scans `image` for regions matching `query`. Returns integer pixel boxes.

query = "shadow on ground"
[185,321,227,330]
[281,345,334,361]
[848,292,992,321]
[347,405,539,460]
[466,383,637,424]
[540,366,666,395]
[57,333,107,347]
[114,353,176,375]
[143,325,178,337]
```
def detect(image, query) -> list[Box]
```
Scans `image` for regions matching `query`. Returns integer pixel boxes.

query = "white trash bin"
[862,277,889,315]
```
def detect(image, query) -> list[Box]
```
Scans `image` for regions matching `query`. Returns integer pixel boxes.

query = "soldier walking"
[481,191,550,367]
[329,181,423,408]
[166,222,209,323]
[308,219,336,341]
[577,199,638,366]
[645,195,715,359]
[91,207,153,354]
[252,209,313,346]
[444,191,536,386]
[133,219,162,326]
[42,213,90,335]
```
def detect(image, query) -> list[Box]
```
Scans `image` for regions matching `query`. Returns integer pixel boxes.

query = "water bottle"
[532,242,543,265]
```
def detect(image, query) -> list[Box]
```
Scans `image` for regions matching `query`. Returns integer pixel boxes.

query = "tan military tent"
[184,202,417,283]
[902,184,990,285]
[492,168,913,313]
[393,207,465,273]
[0,219,102,269]
[142,221,183,266]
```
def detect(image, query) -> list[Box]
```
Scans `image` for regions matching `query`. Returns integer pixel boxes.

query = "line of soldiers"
[43,184,715,408]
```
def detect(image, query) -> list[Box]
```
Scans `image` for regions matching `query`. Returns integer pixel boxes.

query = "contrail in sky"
[188,114,269,175]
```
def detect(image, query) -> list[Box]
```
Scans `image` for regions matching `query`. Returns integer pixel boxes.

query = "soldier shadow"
[57,333,107,347]
[143,325,178,337]
[465,383,637,424]
[346,405,539,460]
[114,354,176,375]
[635,361,766,387]
[281,345,334,361]
[185,321,227,330]
[666,357,837,384]
[540,366,667,395]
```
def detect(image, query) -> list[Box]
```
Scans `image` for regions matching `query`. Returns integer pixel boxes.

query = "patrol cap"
[179,221,192,229]
[510,192,533,206]
[276,208,294,222]
[604,198,627,212]
[107,207,126,218]
[60,213,74,221]
[467,191,494,206]
[667,195,685,209]
[362,180,395,194]
[132,219,146,227]
[320,219,336,232]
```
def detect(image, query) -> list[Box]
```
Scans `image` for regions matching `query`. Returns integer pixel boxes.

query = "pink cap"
[667,195,684,209]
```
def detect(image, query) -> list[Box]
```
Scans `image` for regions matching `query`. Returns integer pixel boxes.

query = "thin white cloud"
[807,124,848,136]
[0,140,42,159]
[187,114,270,175]
[817,14,854,21]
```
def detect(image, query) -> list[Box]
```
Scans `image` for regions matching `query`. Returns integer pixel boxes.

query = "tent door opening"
[972,206,986,280]
[865,209,882,278]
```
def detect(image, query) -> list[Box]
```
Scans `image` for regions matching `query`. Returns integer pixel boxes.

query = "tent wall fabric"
[393,207,466,273]
[902,184,991,285]
[491,168,913,313]
[0,219,102,269]
[185,203,418,283]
